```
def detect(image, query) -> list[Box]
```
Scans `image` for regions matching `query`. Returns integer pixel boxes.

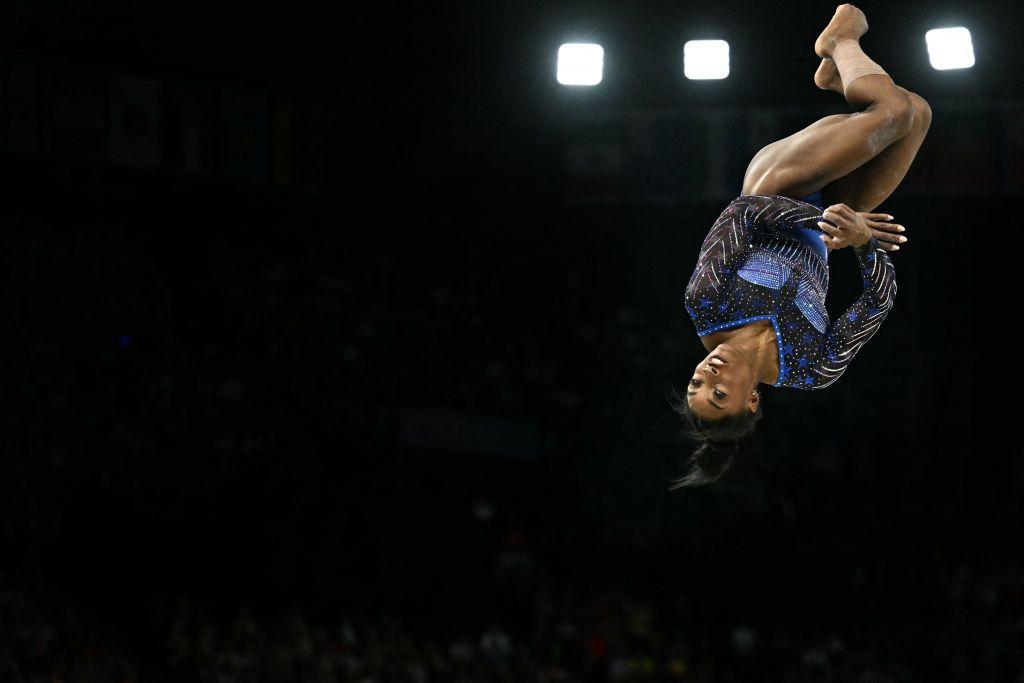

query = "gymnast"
[675,4,931,486]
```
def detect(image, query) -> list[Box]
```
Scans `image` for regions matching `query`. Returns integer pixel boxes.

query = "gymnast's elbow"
[868,274,896,316]
[683,284,705,315]
[880,279,897,313]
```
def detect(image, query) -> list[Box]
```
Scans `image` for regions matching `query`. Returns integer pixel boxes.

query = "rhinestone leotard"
[684,195,896,390]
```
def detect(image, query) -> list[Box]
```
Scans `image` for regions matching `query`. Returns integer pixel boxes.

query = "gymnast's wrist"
[853,236,877,252]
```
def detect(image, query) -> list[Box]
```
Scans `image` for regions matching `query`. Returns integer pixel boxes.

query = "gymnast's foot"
[815,4,868,58]
[814,58,844,93]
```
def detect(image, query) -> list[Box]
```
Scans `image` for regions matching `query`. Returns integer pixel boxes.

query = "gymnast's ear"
[747,387,761,413]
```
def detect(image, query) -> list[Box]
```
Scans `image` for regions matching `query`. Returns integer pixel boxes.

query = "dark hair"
[668,389,763,488]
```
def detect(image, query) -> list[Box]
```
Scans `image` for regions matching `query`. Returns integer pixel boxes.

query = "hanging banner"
[1003,105,1024,194]
[221,91,269,183]
[109,75,161,169]
[291,99,332,192]
[51,65,107,164]
[271,98,294,186]
[166,82,219,177]
[6,59,48,156]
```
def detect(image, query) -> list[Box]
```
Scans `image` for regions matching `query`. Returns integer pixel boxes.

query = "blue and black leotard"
[684,194,896,390]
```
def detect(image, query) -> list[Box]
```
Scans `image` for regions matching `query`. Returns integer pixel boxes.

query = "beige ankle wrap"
[832,39,888,93]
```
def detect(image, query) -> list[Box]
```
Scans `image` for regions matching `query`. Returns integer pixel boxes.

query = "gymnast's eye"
[714,390,726,400]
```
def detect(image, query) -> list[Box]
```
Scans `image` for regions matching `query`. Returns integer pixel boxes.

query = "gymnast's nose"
[703,356,725,375]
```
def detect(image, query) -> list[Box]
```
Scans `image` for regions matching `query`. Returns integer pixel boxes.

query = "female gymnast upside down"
[675,4,931,487]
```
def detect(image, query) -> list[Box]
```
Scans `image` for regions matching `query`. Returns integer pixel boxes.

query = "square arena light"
[684,40,730,80]
[925,27,975,70]
[557,43,604,86]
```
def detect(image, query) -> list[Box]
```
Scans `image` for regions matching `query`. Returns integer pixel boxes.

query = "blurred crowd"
[148,557,1024,683]
[0,577,137,683]
[3,557,1024,682]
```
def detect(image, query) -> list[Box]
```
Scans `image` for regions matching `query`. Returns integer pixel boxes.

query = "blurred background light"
[684,39,730,80]
[925,27,975,70]
[557,43,604,85]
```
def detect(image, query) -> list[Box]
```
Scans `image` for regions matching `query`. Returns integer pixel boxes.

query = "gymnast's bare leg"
[812,59,931,212]
[741,4,931,219]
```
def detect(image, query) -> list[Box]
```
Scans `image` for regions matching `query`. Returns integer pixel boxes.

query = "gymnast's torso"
[684,194,896,390]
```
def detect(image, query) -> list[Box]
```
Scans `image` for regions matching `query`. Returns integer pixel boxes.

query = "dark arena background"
[2,1,1023,681]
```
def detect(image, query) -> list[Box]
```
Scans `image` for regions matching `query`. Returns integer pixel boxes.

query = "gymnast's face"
[687,345,760,421]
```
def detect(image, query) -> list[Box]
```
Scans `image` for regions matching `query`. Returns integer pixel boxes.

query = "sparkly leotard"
[684,195,896,390]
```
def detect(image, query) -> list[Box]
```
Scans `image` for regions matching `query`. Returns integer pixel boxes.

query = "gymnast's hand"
[859,211,907,252]
[817,203,904,251]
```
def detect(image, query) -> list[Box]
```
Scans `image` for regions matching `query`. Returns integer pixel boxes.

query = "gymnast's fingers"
[868,224,907,244]
[862,212,894,222]
[817,221,841,237]
[871,233,901,251]
[820,233,844,250]
[870,230,901,244]
[821,210,846,226]
[867,219,905,234]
